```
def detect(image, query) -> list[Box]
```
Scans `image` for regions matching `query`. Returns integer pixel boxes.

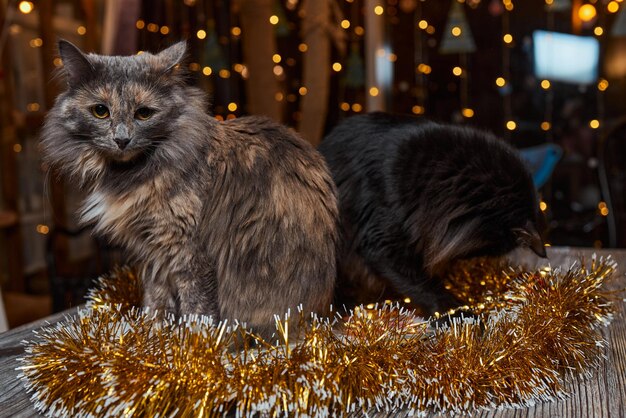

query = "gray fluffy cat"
[41,40,338,338]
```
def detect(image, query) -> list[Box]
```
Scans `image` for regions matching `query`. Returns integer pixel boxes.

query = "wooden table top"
[1,247,625,417]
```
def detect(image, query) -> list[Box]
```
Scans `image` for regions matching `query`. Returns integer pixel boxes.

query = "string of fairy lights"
[9,0,622,239]
[13,0,624,119]
[14,0,620,125]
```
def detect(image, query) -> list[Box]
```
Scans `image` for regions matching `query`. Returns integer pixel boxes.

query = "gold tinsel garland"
[18,256,620,417]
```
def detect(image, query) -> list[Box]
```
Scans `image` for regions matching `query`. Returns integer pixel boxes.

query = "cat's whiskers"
[42,166,52,227]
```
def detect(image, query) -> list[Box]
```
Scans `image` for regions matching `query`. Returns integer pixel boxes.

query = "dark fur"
[318,112,545,314]
[41,41,338,338]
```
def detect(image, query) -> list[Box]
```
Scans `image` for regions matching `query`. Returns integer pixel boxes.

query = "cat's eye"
[134,108,155,121]
[91,104,110,119]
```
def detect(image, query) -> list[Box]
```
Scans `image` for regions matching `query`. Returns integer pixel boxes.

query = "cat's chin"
[107,149,144,163]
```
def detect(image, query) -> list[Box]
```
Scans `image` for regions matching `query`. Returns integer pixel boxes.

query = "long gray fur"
[41,40,338,338]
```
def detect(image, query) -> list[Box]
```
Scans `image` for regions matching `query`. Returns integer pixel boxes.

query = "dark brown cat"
[319,112,546,315]
[41,40,338,338]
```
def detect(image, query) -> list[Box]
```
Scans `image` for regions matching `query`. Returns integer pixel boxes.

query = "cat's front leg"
[175,267,220,320]
[368,257,460,315]
[142,281,177,313]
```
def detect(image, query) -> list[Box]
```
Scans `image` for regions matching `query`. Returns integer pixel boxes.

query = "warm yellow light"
[298,43,308,52]
[505,2,514,10]
[598,78,609,91]
[272,54,281,63]
[13,143,22,153]
[340,102,350,111]
[426,25,435,34]
[53,57,63,67]
[219,69,230,78]
[451,26,462,36]
[77,26,87,35]
[160,26,170,35]
[36,224,50,235]
[189,62,200,71]
[136,20,145,30]
[9,24,21,35]
[196,29,207,39]
[273,65,284,76]
[589,119,600,129]
[147,23,159,33]
[227,102,237,112]
[269,15,279,24]
[374,5,384,15]
[275,92,284,101]
[341,19,350,29]
[578,4,597,22]
[352,103,363,112]
[332,62,342,72]
[417,63,432,74]
[403,298,411,303]
[233,63,244,73]
[27,102,40,112]
[506,120,517,130]
[545,0,553,4]
[594,26,604,36]
[29,38,43,48]
[202,66,212,76]
[412,105,425,114]
[541,79,551,89]
[354,26,365,36]
[369,87,379,96]
[298,86,308,95]
[18,1,33,14]
[452,66,462,76]
[608,1,620,13]
[539,201,548,212]
[541,121,551,131]
[418,20,428,30]
[462,108,474,118]
[598,201,607,209]
[503,33,513,44]
[231,27,241,36]
[496,77,506,87]
[388,53,397,62]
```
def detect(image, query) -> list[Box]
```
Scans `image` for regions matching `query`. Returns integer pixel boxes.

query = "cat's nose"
[114,125,131,149]
[114,137,131,150]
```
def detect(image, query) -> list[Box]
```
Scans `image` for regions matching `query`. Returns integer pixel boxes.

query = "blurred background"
[1,0,625,328]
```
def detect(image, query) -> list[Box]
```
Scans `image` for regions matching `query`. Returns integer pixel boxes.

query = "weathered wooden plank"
[0,249,624,417]
[0,310,74,417]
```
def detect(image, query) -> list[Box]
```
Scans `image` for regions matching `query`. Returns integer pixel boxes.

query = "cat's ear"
[513,220,547,258]
[156,41,188,73]
[58,40,94,85]
[425,218,483,275]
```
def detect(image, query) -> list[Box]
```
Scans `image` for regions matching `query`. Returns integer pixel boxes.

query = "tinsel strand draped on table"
[19,255,620,417]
